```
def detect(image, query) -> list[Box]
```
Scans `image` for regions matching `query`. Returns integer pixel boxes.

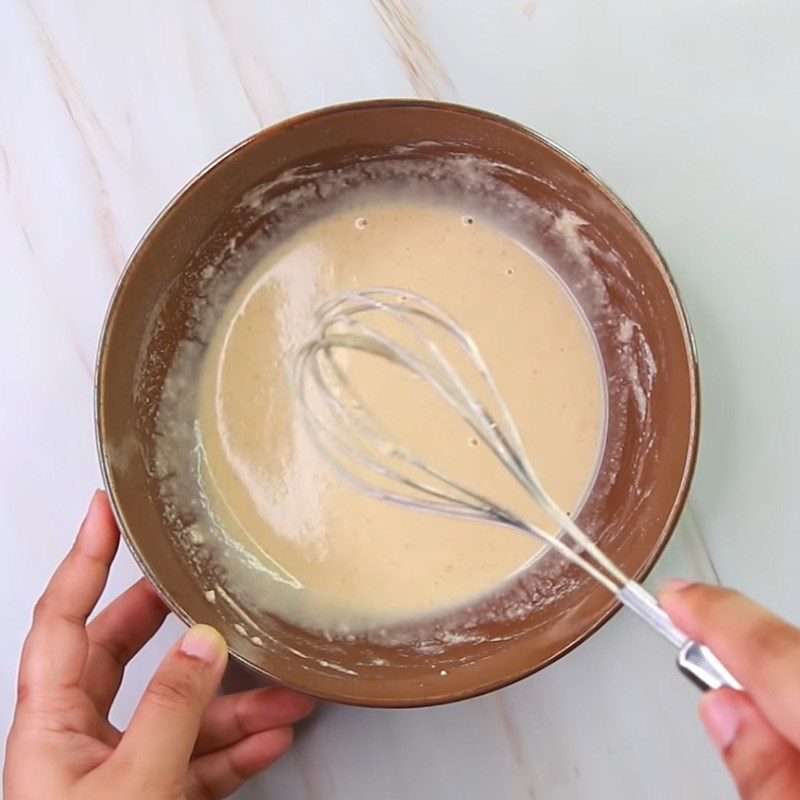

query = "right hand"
[661,581,800,799]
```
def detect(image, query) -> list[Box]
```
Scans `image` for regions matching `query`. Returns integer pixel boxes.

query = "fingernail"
[702,692,741,752]
[663,578,694,593]
[180,625,227,664]
[80,490,102,526]
[75,491,108,557]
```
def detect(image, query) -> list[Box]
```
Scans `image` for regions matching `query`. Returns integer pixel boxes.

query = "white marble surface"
[1,1,798,797]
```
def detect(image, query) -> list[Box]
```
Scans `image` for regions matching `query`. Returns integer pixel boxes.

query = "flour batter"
[192,199,604,633]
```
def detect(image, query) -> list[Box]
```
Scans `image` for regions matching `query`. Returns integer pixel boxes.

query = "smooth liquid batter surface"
[196,200,604,632]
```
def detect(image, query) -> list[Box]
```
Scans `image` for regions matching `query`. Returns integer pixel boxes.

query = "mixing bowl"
[96,100,698,707]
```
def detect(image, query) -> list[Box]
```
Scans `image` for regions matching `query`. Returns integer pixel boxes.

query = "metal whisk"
[294,288,740,692]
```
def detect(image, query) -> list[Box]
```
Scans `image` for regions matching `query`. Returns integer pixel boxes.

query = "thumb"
[701,689,800,799]
[114,624,228,787]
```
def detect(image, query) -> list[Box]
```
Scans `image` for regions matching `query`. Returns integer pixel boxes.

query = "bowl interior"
[97,101,697,706]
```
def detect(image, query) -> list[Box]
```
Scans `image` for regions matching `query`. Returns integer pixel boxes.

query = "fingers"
[19,491,119,694]
[187,727,293,800]
[82,578,169,715]
[660,582,800,748]
[114,625,228,788]
[194,686,316,756]
[701,689,800,799]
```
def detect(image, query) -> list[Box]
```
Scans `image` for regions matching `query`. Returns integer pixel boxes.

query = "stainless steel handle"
[618,582,742,692]
[678,640,742,692]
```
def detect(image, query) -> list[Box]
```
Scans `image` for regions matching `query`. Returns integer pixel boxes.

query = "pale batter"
[195,199,604,632]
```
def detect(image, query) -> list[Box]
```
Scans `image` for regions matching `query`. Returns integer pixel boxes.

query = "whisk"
[293,288,740,692]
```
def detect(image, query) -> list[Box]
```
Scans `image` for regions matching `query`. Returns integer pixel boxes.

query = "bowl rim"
[95,98,700,707]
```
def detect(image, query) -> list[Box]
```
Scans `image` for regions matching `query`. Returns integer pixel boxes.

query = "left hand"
[3,491,316,800]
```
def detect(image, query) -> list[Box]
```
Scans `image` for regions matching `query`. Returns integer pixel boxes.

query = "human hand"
[3,491,316,800]
[661,581,800,799]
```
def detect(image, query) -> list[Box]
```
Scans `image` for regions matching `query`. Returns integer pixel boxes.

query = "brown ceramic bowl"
[96,100,698,707]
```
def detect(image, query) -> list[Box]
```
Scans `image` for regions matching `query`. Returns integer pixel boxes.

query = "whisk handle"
[677,640,742,692]
[618,582,742,692]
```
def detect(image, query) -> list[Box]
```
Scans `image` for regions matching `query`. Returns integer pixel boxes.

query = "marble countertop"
[2,2,798,797]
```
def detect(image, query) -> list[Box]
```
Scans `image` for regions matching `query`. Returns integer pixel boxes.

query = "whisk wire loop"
[294,289,628,593]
